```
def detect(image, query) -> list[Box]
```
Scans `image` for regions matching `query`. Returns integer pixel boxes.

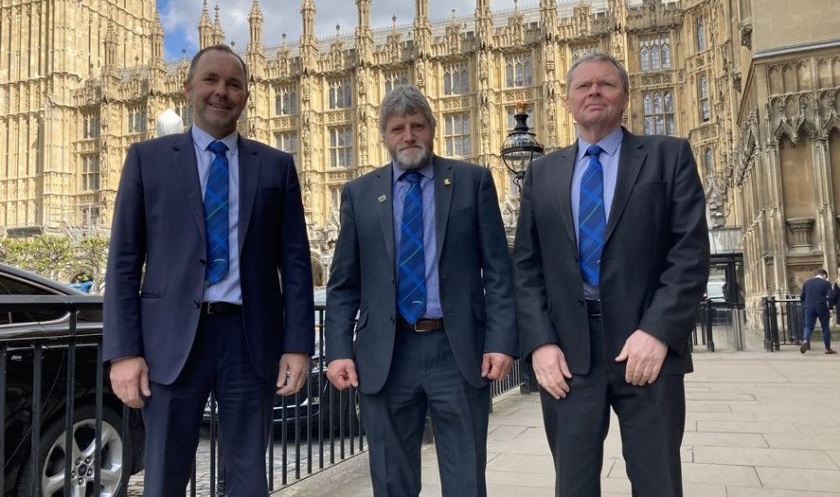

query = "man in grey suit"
[326,85,517,496]
[513,53,709,496]
[104,45,314,496]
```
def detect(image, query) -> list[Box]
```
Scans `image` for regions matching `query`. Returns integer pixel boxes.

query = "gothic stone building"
[1,0,839,311]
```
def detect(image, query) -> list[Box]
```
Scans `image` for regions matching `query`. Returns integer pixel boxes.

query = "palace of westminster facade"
[1,0,840,311]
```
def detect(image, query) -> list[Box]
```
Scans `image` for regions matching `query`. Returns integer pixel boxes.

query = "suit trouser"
[540,314,686,497]
[140,312,275,497]
[803,306,832,348]
[360,326,490,497]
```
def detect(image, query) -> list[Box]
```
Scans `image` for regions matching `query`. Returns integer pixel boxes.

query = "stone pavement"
[274,332,840,496]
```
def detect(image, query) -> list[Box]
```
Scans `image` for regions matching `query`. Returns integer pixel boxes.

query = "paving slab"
[126,331,840,496]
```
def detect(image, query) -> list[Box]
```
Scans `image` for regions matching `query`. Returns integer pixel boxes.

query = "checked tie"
[204,140,230,285]
[579,144,606,287]
[397,171,426,324]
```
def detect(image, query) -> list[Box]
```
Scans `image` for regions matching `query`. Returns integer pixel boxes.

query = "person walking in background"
[831,266,840,325]
[800,268,835,354]
[103,44,315,496]
[325,85,517,496]
[513,52,709,496]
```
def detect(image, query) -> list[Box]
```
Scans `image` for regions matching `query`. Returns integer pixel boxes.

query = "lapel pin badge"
[378,195,387,203]
[444,178,452,186]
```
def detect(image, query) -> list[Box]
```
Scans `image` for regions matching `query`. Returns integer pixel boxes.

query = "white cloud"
[157,0,541,61]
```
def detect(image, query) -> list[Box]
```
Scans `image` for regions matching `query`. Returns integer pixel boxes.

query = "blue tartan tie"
[397,171,426,324]
[579,144,606,287]
[204,140,229,285]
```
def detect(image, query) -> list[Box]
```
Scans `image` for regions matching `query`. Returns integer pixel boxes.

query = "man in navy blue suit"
[799,268,835,354]
[104,45,314,496]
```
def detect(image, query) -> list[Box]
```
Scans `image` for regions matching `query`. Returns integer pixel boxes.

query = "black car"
[0,263,144,497]
[203,292,362,437]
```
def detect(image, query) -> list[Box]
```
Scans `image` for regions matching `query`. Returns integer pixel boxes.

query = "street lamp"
[499,103,543,395]
[500,103,544,189]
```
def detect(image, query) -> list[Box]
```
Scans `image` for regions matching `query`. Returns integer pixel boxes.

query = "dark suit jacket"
[800,276,832,309]
[513,129,709,376]
[325,157,518,394]
[103,130,314,385]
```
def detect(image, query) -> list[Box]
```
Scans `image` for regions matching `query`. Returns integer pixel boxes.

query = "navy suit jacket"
[325,157,518,394]
[103,130,314,385]
[800,276,832,309]
[513,129,709,376]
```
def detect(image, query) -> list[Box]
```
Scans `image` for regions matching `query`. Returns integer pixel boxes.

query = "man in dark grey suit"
[104,45,314,496]
[326,85,517,496]
[513,53,709,496]
[799,268,835,354]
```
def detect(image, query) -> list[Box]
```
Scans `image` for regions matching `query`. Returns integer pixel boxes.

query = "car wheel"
[18,405,133,497]
[323,385,362,436]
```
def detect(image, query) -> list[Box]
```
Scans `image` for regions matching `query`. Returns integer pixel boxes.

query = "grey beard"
[391,146,430,170]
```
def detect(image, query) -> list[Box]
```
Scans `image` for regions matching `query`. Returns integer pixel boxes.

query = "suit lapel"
[606,130,645,243]
[237,138,260,252]
[375,165,396,265]
[433,157,454,258]
[172,131,206,239]
[551,147,578,246]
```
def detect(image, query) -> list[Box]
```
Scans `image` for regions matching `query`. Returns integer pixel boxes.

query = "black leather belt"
[396,317,445,332]
[585,299,601,317]
[202,302,243,315]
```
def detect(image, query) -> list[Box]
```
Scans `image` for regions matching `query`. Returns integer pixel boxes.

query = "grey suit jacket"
[513,129,709,376]
[325,156,518,394]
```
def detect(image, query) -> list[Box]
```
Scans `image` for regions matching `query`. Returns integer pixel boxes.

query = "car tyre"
[17,405,133,497]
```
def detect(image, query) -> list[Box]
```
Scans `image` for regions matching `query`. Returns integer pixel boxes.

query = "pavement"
[273,329,840,496]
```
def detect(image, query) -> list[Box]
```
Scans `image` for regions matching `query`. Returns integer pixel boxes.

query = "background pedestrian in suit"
[325,85,517,496]
[103,44,314,496]
[512,52,709,496]
[831,267,840,325]
[799,268,835,354]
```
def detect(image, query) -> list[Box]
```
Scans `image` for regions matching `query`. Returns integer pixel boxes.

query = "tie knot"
[208,140,228,156]
[402,171,422,185]
[586,144,603,158]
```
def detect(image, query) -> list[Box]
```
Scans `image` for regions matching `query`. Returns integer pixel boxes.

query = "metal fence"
[693,300,747,352]
[1,298,523,496]
[760,297,805,351]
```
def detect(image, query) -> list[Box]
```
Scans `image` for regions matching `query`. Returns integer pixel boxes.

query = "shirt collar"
[391,157,434,185]
[191,126,239,155]
[576,126,623,162]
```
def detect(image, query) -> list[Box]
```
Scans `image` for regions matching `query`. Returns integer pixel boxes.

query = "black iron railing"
[761,297,804,351]
[1,298,523,496]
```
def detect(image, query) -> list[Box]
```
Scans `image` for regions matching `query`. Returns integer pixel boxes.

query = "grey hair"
[378,85,437,136]
[566,52,630,94]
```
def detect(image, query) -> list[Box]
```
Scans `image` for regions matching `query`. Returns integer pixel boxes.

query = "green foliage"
[0,235,110,290]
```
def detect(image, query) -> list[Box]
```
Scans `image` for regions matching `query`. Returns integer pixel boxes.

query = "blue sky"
[156,0,541,62]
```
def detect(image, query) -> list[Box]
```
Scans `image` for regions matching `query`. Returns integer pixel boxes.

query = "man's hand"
[481,352,513,381]
[326,359,359,390]
[614,329,668,386]
[276,353,309,396]
[531,344,572,399]
[110,356,151,409]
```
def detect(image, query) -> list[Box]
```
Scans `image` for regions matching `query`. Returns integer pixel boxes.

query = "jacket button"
[199,258,207,265]
[193,300,200,308]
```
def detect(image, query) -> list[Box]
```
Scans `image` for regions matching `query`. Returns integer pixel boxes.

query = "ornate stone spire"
[248,0,263,51]
[212,4,225,45]
[197,1,213,49]
[300,0,317,68]
[413,0,432,57]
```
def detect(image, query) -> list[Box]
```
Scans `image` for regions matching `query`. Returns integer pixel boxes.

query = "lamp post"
[500,104,544,190]
[499,104,543,394]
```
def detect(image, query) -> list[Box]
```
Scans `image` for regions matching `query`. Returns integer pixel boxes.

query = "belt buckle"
[205,302,219,315]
